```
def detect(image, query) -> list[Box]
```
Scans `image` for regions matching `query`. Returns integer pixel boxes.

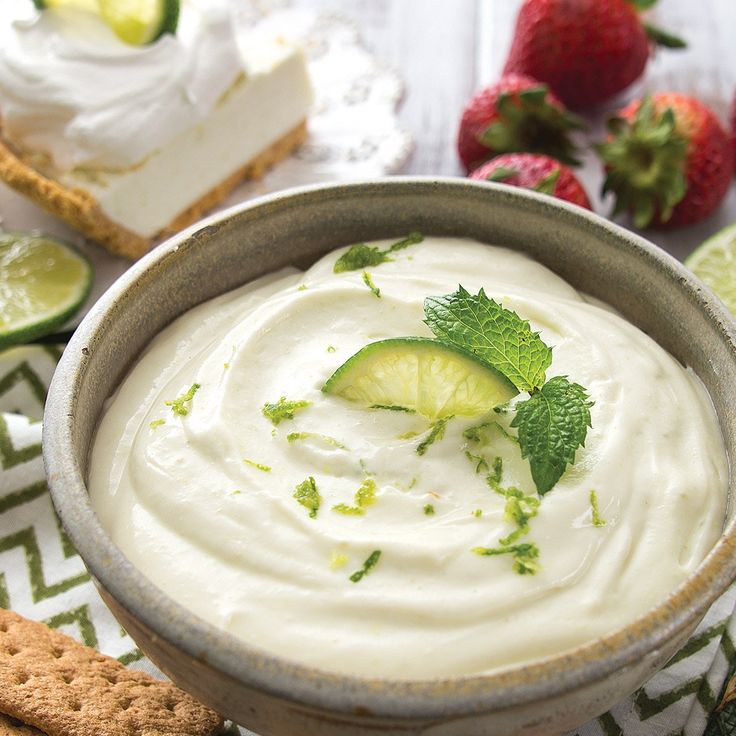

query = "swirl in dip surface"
[89,238,727,678]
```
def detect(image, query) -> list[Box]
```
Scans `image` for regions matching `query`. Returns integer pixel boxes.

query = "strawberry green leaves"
[424,287,592,495]
[511,376,593,495]
[424,286,551,392]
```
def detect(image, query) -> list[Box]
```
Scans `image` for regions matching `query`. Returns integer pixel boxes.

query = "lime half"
[685,223,736,316]
[322,337,518,420]
[0,232,92,349]
[33,0,180,45]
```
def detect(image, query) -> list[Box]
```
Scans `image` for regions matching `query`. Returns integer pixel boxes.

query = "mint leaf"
[333,232,423,273]
[424,286,551,392]
[510,376,593,495]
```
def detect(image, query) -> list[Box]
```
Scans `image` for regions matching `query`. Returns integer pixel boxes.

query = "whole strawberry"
[503,0,685,110]
[597,94,733,228]
[457,73,583,173]
[469,153,592,210]
[731,90,736,174]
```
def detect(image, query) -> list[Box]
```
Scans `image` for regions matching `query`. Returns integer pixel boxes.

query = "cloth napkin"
[0,344,734,736]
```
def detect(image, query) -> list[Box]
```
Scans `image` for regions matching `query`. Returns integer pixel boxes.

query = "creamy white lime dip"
[89,237,727,678]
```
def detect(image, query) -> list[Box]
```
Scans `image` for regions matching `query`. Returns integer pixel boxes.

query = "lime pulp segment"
[322,337,518,420]
[0,233,92,349]
[685,222,736,316]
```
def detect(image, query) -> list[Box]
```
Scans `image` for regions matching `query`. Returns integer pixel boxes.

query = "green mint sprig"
[425,287,592,495]
[333,232,423,273]
[511,376,593,494]
[424,286,551,392]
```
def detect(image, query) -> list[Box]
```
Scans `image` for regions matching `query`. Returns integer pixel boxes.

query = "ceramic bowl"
[43,178,736,736]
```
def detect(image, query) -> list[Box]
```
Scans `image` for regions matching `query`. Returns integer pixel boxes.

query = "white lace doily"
[231,5,414,199]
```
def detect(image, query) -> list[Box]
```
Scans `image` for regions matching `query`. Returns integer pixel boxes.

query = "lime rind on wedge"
[98,0,179,45]
[322,337,518,420]
[33,0,180,45]
[685,223,736,317]
[0,232,93,349]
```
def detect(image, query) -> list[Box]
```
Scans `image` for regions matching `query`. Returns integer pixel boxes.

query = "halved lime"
[0,232,93,349]
[685,223,736,316]
[33,0,180,46]
[322,337,518,420]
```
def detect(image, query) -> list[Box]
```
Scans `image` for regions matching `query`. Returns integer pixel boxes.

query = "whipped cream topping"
[0,0,244,170]
[89,238,727,679]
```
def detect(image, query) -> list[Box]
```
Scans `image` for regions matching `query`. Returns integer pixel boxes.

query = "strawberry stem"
[596,96,688,228]
[479,86,584,167]
[626,0,658,9]
[483,167,519,183]
[643,23,686,48]
[534,168,561,196]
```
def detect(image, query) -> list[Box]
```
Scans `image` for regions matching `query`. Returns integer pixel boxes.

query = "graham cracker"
[0,713,46,736]
[0,120,307,260]
[0,609,222,736]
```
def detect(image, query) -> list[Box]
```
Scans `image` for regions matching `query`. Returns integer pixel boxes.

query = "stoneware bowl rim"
[43,177,736,720]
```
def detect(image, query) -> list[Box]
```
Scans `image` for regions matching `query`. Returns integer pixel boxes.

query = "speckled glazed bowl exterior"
[44,179,736,736]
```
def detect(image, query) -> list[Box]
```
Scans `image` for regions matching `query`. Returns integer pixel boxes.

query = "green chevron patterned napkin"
[0,343,734,736]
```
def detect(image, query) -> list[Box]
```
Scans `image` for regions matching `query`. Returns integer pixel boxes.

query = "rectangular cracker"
[0,609,222,736]
[0,713,46,736]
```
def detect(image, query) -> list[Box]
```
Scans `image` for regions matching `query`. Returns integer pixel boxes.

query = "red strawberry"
[503,0,686,110]
[731,90,736,174]
[457,73,583,173]
[596,94,733,228]
[469,153,592,210]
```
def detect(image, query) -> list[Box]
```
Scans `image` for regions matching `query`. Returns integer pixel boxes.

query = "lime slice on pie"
[322,337,518,420]
[0,232,93,349]
[685,223,736,316]
[33,0,180,45]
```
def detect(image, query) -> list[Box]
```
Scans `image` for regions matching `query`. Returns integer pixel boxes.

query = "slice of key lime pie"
[0,0,313,258]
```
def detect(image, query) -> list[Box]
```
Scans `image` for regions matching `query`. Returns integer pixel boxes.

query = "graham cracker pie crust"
[0,121,308,260]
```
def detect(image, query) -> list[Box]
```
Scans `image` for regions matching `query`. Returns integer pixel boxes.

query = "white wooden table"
[0,0,734,285]
[307,0,736,263]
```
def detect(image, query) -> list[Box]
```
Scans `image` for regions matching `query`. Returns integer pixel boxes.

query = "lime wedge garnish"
[33,0,180,46]
[0,232,92,349]
[322,337,518,420]
[685,223,736,316]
